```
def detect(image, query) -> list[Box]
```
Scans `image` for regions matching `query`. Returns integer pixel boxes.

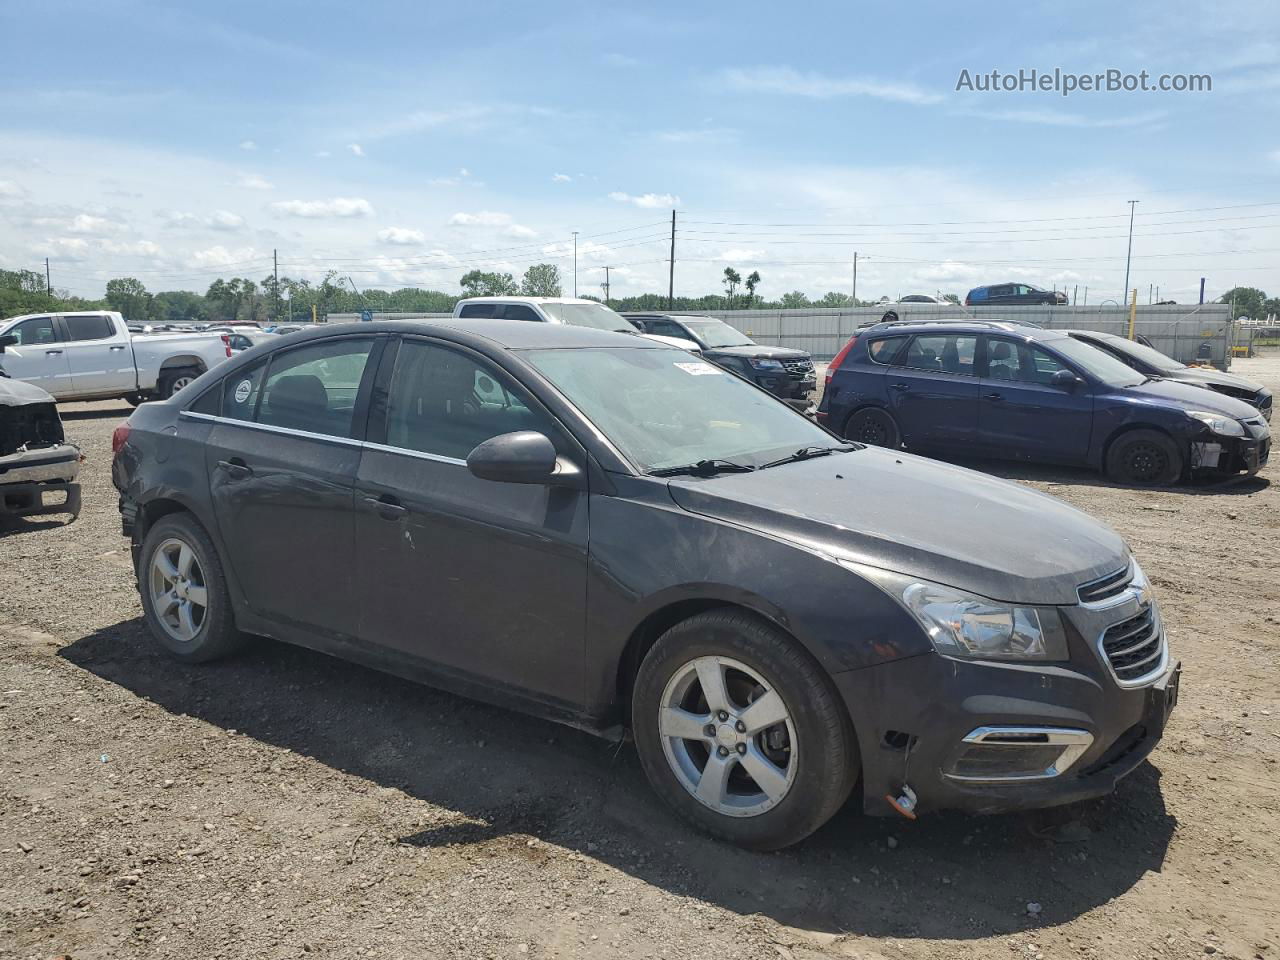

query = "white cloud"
[377,227,426,245]
[459,168,470,178]
[449,210,513,226]
[165,209,244,231]
[0,179,24,199]
[269,197,374,218]
[551,173,572,182]
[69,214,124,235]
[720,66,943,105]
[239,139,258,151]
[234,173,274,190]
[505,224,536,239]
[347,143,365,157]
[656,128,738,144]
[190,244,259,267]
[609,191,680,209]
[963,108,1167,129]
[602,52,639,68]
[712,248,766,262]
[1267,148,1280,165]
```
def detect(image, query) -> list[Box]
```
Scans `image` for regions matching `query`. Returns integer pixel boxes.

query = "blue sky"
[1,0,1277,304]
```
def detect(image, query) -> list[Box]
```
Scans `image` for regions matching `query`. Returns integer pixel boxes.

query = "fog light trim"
[943,726,1094,783]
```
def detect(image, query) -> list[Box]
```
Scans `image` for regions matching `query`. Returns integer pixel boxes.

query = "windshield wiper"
[759,445,856,469]
[650,459,756,478]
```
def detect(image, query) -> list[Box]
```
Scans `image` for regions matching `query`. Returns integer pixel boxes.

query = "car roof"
[290,319,666,351]
[861,319,1066,340]
[455,296,605,305]
[622,313,715,321]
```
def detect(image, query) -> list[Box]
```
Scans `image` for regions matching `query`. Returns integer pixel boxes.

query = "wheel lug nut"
[735,720,746,733]
[717,710,729,722]
[736,743,747,755]
[717,746,729,758]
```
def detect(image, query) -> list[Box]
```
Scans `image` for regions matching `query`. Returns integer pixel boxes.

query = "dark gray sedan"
[112,320,1179,849]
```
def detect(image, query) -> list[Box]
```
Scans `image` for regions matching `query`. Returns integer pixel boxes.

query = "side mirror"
[467,431,565,485]
[0,334,16,353]
[1051,369,1082,389]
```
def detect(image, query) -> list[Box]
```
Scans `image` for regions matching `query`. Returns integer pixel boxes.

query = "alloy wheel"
[148,537,209,643]
[658,655,797,817]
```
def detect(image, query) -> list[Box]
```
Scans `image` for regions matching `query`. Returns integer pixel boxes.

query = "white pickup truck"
[0,311,231,403]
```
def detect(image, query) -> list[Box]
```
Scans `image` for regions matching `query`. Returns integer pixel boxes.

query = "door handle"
[109,345,126,351]
[363,495,407,520]
[984,392,1004,401]
[45,349,63,355]
[216,458,253,480]
[889,382,909,391]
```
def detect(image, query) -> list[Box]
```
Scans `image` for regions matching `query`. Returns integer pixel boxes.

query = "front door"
[1,316,74,397]
[60,314,135,395]
[886,333,980,449]
[203,335,380,638]
[977,336,1094,462]
[353,337,589,709]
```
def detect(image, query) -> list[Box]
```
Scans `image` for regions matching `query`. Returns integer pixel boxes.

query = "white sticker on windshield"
[674,361,723,376]
[233,379,253,403]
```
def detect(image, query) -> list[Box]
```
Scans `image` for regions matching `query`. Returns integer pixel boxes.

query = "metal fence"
[696,304,1235,369]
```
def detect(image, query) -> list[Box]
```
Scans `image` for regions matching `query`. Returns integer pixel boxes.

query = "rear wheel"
[844,407,900,448]
[632,609,858,850]
[139,513,249,662]
[1105,429,1183,485]
[158,367,200,400]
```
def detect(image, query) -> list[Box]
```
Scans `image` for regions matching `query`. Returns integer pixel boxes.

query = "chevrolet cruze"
[112,320,1179,849]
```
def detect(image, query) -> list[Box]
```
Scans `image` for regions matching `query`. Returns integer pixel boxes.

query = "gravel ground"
[2,359,1278,960]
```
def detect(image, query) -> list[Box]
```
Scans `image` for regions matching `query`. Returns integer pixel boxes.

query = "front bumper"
[754,374,816,404]
[1190,420,1271,475]
[835,650,1180,817]
[0,445,82,519]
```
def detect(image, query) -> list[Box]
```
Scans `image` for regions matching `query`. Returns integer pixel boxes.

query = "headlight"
[1187,411,1245,437]
[839,561,1069,661]
[748,357,785,371]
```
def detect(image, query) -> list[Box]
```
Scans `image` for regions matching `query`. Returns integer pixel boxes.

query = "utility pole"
[1155,285,1160,303]
[45,258,51,299]
[602,265,611,305]
[1122,200,1138,305]
[273,248,280,319]
[572,231,579,298]
[852,252,858,304]
[1083,286,1088,305]
[667,211,676,309]
[1199,277,1206,305]
[1148,283,1153,305]
[1073,284,1078,305]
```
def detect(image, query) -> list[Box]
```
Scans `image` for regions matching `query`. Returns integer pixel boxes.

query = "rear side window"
[867,336,907,364]
[64,315,115,341]
[498,304,542,322]
[902,335,977,375]
[458,303,497,318]
[220,358,268,421]
[8,316,61,345]
[256,338,375,438]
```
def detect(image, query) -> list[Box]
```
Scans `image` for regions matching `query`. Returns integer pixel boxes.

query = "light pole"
[1122,200,1138,306]
[572,231,579,297]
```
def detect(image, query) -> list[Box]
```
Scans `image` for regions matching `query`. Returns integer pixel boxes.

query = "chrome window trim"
[943,726,1094,783]
[360,441,467,467]
[178,410,364,449]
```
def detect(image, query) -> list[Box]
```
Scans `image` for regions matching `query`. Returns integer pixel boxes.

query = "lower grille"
[1101,606,1163,683]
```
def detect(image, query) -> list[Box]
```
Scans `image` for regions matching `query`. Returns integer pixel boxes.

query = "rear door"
[60,314,135,395]
[352,336,589,708]
[885,333,980,448]
[201,334,381,638]
[977,336,1094,462]
[0,316,73,396]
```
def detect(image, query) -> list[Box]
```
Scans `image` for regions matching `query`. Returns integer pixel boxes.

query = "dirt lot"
[2,359,1278,960]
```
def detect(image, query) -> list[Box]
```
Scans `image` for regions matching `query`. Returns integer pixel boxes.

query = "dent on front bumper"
[1190,419,1271,475]
[835,639,1179,817]
[0,445,82,519]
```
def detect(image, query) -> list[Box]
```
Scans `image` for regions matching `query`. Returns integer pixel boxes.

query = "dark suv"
[818,320,1270,484]
[966,284,1068,307]
[625,314,816,407]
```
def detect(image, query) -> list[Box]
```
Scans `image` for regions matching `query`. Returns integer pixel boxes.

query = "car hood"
[705,345,810,361]
[1120,377,1261,418]
[1166,366,1266,396]
[0,374,57,406]
[666,448,1128,606]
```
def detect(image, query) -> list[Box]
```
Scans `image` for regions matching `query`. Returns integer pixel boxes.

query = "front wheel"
[844,407,901,448]
[632,609,858,850]
[1105,429,1183,485]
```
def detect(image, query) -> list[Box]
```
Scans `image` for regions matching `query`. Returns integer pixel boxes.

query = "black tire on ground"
[124,392,148,407]
[138,513,250,663]
[844,407,901,448]
[1105,429,1184,485]
[632,608,859,851]
[158,367,200,400]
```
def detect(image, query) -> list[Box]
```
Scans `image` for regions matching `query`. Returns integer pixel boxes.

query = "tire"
[632,609,858,851]
[1105,429,1183,485]
[158,367,200,400]
[138,513,249,663]
[881,310,899,324]
[844,407,901,448]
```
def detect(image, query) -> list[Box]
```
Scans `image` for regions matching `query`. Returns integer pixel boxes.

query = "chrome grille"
[1078,565,1132,604]
[1101,606,1162,682]
[780,358,815,381]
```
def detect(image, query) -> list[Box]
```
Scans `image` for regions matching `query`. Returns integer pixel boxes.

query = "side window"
[1017,346,1071,385]
[902,335,977,375]
[458,303,496,318]
[64,315,115,341]
[499,304,542,322]
[991,285,1014,298]
[1015,285,1032,297]
[867,336,907,364]
[986,338,1020,380]
[9,317,61,345]
[220,358,268,421]
[648,320,687,340]
[257,338,375,437]
[384,340,556,461]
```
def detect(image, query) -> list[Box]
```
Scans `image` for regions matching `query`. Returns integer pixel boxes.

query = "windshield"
[526,346,836,472]
[1047,336,1146,387]
[679,319,755,348]
[540,302,634,333]
[1092,334,1184,374]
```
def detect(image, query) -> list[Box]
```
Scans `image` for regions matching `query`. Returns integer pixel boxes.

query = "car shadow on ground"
[58,404,134,421]
[0,515,73,538]
[936,453,1270,496]
[61,618,1177,941]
